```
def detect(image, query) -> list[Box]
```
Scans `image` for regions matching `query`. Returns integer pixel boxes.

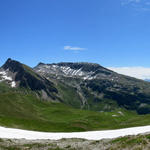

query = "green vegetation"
[57,82,82,109]
[110,134,150,150]
[3,58,150,115]
[81,86,118,111]
[22,64,41,81]
[1,83,150,132]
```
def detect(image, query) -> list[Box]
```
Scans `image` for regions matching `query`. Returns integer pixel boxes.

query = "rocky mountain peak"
[34,61,114,80]
[0,58,58,100]
[37,62,45,66]
[2,58,23,73]
[56,62,102,72]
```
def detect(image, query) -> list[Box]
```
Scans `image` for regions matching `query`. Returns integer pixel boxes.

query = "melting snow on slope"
[37,64,95,80]
[60,66,85,77]
[0,125,150,140]
[0,71,16,87]
[11,81,16,88]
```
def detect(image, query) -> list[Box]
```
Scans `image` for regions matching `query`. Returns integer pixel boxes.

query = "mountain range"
[1,58,150,115]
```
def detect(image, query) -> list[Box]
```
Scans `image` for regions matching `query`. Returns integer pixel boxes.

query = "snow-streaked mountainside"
[34,62,118,81]
[0,58,58,100]
[2,58,150,114]
[0,125,150,140]
[34,61,150,114]
[35,63,95,80]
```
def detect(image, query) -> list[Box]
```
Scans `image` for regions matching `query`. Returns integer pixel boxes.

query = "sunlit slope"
[0,83,150,132]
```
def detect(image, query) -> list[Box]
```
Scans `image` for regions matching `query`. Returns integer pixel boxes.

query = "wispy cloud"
[108,67,150,80]
[121,0,150,11]
[64,46,86,51]
[121,0,140,5]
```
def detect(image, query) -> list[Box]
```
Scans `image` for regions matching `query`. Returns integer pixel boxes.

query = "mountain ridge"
[1,58,150,114]
[34,61,115,81]
[0,58,58,100]
[34,60,150,114]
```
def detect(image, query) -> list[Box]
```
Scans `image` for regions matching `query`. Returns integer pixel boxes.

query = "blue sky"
[0,0,150,69]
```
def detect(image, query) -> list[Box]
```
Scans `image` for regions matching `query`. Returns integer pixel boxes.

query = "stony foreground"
[1,133,150,150]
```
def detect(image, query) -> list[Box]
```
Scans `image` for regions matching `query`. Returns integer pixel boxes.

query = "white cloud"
[64,46,85,51]
[108,67,150,80]
[121,0,141,5]
[121,0,150,11]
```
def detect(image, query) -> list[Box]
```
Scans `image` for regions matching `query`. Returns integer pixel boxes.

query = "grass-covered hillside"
[1,82,150,132]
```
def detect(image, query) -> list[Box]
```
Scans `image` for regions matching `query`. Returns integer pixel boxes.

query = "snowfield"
[0,70,16,87]
[1,126,150,140]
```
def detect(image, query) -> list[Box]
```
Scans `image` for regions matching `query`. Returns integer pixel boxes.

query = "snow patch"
[0,71,12,81]
[11,81,16,88]
[0,125,150,140]
[36,64,97,80]
[0,71,16,88]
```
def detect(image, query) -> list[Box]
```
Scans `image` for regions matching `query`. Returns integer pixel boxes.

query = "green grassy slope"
[1,83,150,132]
[56,82,82,109]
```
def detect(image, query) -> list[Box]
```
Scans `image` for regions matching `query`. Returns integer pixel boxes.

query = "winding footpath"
[1,126,150,140]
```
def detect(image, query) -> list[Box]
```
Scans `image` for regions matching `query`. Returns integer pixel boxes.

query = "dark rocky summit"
[1,58,58,100]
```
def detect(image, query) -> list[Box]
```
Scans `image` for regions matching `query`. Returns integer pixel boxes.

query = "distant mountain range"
[1,58,150,114]
[145,79,150,82]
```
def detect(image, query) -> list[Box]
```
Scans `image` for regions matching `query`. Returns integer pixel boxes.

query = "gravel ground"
[0,138,111,150]
[1,133,150,150]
